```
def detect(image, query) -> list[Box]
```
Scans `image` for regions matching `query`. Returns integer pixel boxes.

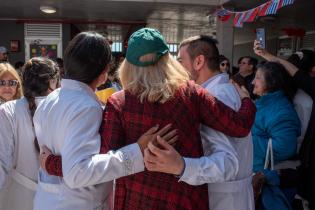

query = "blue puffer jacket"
[252,90,301,172]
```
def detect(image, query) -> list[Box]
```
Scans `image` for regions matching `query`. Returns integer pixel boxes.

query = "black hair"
[14,61,24,69]
[219,55,229,63]
[287,49,315,74]
[238,56,258,70]
[63,31,112,84]
[23,57,59,151]
[257,62,297,101]
[179,35,220,71]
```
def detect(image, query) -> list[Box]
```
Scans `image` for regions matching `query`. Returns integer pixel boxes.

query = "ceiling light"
[40,6,57,14]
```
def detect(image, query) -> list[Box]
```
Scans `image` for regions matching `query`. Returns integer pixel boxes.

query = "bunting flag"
[233,13,242,26]
[216,9,232,22]
[266,0,280,15]
[216,0,295,27]
[245,7,260,23]
[258,2,272,16]
[282,0,295,7]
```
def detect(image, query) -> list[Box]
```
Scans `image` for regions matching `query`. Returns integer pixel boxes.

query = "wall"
[0,21,71,64]
[0,20,25,65]
[62,24,71,55]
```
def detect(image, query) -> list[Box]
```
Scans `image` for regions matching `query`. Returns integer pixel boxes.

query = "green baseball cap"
[126,28,169,67]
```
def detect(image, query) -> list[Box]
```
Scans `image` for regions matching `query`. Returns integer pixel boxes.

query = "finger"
[144,146,160,163]
[167,136,178,146]
[144,161,158,171]
[156,124,173,137]
[160,129,177,141]
[156,135,173,151]
[143,125,159,135]
[147,141,165,157]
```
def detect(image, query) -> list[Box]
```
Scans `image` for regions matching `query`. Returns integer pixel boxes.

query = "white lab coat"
[33,79,144,210]
[0,97,44,210]
[180,73,254,210]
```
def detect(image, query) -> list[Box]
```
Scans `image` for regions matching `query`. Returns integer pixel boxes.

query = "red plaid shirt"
[100,81,255,210]
[46,81,256,210]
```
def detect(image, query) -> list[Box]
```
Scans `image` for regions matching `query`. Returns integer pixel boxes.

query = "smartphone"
[256,28,266,49]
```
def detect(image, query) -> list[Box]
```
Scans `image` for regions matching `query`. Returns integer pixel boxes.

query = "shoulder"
[212,84,241,110]
[107,90,126,111]
[0,98,27,115]
[267,96,299,123]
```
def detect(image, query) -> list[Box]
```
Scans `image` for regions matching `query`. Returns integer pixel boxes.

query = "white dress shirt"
[180,73,254,210]
[33,79,144,210]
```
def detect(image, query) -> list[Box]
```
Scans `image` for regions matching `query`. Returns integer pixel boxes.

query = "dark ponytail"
[22,57,59,151]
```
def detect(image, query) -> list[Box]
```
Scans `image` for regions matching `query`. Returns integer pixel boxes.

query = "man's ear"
[193,55,205,71]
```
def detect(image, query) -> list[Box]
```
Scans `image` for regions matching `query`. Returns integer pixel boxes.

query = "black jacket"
[294,70,315,209]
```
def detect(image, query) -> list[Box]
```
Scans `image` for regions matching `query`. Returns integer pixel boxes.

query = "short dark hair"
[287,49,315,74]
[257,62,296,101]
[64,31,112,84]
[238,56,258,70]
[179,35,219,71]
[219,55,229,63]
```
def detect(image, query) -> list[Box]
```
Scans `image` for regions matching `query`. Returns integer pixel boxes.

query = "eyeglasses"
[220,62,230,67]
[0,80,18,87]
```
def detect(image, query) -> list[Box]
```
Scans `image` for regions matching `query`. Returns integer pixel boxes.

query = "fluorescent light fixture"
[40,6,57,14]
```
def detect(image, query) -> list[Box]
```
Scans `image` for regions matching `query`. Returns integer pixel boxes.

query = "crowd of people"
[0,27,314,210]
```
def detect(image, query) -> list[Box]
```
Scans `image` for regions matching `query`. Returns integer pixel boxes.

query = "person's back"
[103,81,211,209]
[34,80,112,210]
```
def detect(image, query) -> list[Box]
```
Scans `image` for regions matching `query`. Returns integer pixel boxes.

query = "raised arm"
[253,40,299,77]
[254,40,315,99]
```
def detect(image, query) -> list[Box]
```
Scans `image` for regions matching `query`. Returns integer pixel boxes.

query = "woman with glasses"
[0,63,23,104]
[0,57,59,210]
[219,55,231,75]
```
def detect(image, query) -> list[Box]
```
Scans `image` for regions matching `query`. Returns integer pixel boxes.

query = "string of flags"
[216,0,295,28]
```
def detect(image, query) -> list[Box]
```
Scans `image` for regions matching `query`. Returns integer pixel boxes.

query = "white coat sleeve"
[61,106,144,189]
[179,129,239,185]
[0,105,15,189]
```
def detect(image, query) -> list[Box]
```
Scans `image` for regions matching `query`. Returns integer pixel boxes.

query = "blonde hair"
[119,53,190,103]
[0,63,23,100]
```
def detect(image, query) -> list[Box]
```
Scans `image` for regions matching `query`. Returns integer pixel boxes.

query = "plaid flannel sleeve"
[45,154,63,177]
[196,85,256,137]
[100,97,125,153]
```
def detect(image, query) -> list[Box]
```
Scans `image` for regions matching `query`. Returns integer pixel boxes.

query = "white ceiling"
[0,0,228,43]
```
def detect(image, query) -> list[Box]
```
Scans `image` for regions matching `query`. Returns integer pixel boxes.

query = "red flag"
[277,0,284,10]
[217,9,232,22]
[218,14,231,22]
[233,13,241,26]
[258,1,271,16]
[245,8,259,22]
